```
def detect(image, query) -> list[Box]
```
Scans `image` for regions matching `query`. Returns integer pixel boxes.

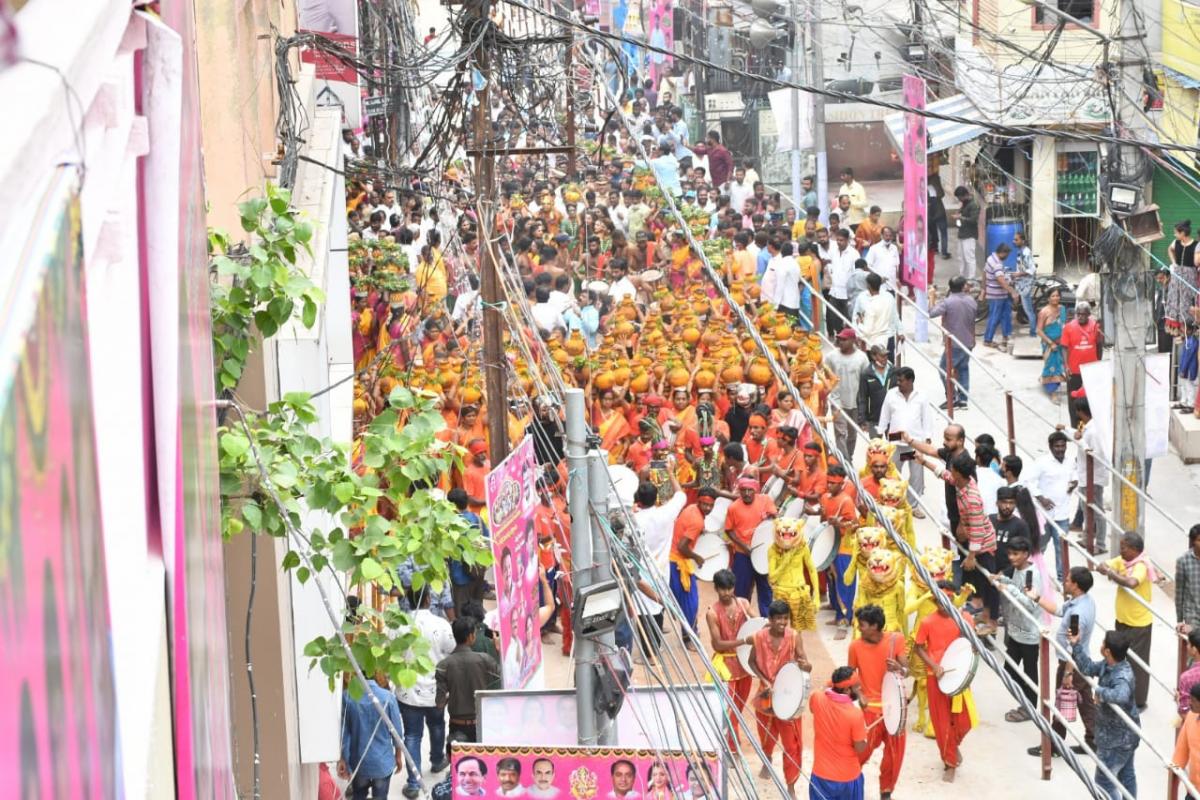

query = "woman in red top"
[706,569,756,750]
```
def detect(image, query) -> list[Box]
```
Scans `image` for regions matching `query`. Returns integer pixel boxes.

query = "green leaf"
[303,636,326,657]
[281,550,301,570]
[333,481,356,504]
[360,557,385,581]
[296,566,311,584]
[302,297,317,329]
[241,501,263,529]
[220,432,250,459]
[388,386,414,409]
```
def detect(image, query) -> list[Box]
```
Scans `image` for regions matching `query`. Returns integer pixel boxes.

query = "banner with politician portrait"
[450,743,722,799]
[486,435,541,689]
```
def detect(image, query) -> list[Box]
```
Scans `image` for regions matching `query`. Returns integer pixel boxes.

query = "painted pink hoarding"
[486,436,543,689]
[451,743,721,799]
[0,169,120,797]
[902,75,928,291]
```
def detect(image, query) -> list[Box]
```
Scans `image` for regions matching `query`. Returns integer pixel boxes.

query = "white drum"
[762,475,787,502]
[587,280,610,295]
[751,544,771,575]
[937,637,980,697]
[771,663,810,720]
[639,268,664,284]
[881,672,908,736]
[735,618,768,676]
[781,497,806,519]
[808,522,837,571]
[604,465,640,509]
[692,534,730,582]
[704,497,732,534]
[751,520,776,551]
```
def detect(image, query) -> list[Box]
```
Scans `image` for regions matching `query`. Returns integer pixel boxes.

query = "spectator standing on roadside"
[1096,533,1155,709]
[1175,524,1200,635]
[396,590,456,797]
[340,676,404,799]
[928,276,977,410]
[826,328,869,460]
[953,186,980,280]
[1028,565,1097,757]
[1069,629,1140,800]
[1060,301,1103,428]
[436,618,501,752]
[858,345,896,439]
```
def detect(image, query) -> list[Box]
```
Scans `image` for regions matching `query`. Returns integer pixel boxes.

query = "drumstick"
[865,716,887,731]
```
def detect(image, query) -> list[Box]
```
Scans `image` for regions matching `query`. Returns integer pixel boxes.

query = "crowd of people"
[331,78,1200,800]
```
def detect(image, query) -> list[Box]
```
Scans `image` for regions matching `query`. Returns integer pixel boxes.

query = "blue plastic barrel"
[985,218,1024,268]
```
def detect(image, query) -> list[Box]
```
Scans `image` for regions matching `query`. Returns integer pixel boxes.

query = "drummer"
[794,441,828,511]
[745,600,812,798]
[743,414,778,472]
[705,568,756,750]
[809,666,869,800]
[725,476,777,616]
[669,487,717,637]
[913,582,979,782]
[848,604,908,800]
[820,464,862,640]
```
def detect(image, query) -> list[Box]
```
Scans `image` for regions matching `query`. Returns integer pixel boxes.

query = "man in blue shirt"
[1070,628,1140,799]
[340,677,404,798]
[447,488,490,616]
[1027,565,1097,757]
[649,143,683,197]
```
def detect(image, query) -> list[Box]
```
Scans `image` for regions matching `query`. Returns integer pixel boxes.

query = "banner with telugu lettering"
[486,436,542,689]
[902,75,928,292]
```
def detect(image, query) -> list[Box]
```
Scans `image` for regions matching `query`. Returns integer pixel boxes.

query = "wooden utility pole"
[471,0,510,466]
[565,34,576,177]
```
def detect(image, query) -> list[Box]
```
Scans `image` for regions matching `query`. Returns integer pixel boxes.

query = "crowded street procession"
[15,0,1200,798]
[319,0,1200,793]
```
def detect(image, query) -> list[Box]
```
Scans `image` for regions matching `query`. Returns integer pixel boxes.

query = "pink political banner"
[485,435,542,689]
[451,743,722,799]
[902,75,928,291]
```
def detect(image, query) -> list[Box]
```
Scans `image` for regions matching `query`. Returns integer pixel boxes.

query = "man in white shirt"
[759,238,783,300]
[854,273,902,361]
[396,588,457,792]
[770,241,802,318]
[547,273,575,317]
[827,228,860,332]
[1026,429,1077,581]
[632,469,687,651]
[826,328,870,460]
[865,226,901,291]
[877,366,931,499]
[1071,397,1107,550]
[607,260,638,303]
[451,274,481,326]
[728,166,753,216]
[531,287,567,336]
[374,189,403,222]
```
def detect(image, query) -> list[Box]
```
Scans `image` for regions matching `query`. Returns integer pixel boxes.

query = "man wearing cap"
[809,665,869,800]
[1059,301,1103,428]
[827,328,870,461]
[725,476,777,616]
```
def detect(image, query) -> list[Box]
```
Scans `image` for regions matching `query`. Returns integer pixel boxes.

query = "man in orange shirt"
[626,418,659,477]
[848,604,908,799]
[794,441,828,511]
[746,600,812,798]
[821,464,861,638]
[725,476,777,615]
[809,666,869,800]
[707,568,756,749]
[670,488,716,631]
[462,439,490,513]
[743,414,779,471]
[915,585,978,781]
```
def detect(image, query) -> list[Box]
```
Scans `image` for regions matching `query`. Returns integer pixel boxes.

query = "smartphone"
[1025,571,1033,591]
[1069,614,1080,636]
[896,443,916,462]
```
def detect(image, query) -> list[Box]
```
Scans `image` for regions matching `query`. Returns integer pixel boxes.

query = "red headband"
[828,670,861,690]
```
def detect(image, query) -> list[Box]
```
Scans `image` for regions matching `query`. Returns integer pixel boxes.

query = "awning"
[1163,66,1200,90]
[883,93,986,154]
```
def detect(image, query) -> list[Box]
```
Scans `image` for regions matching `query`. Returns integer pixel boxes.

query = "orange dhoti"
[860,706,906,794]
[755,709,804,785]
[926,678,976,768]
[725,675,753,751]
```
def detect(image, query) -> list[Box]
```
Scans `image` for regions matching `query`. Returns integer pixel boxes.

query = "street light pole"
[810,0,828,224]
[789,0,802,208]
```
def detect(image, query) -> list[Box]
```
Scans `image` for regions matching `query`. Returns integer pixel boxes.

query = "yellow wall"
[1161,80,1199,152]
[1162,0,1200,79]
[194,0,297,235]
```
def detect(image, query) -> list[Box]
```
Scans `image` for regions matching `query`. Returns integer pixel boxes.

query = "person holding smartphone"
[989,537,1042,721]
[1026,565,1098,757]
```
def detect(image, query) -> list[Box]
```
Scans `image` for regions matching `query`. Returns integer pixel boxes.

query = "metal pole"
[1040,636,1051,779]
[472,4,510,466]
[943,333,955,418]
[1006,391,1016,457]
[566,30,577,177]
[809,0,828,225]
[789,0,802,209]
[565,389,597,746]
[1085,451,1097,555]
[587,446,617,746]
[1173,635,1190,799]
